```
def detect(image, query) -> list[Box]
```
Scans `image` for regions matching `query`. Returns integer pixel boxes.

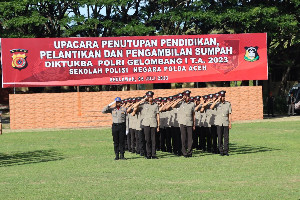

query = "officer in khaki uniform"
[102,97,127,160]
[159,98,168,152]
[210,91,232,156]
[160,96,176,154]
[127,98,138,153]
[193,96,201,149]
[135,97,145,156]
[163,94,182,156]
[133,91,160,159]
[173,90,195,157]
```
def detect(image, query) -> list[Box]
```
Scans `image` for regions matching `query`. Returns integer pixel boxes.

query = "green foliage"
[0,0,299,93]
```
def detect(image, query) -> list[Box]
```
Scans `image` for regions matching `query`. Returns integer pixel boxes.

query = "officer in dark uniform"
[211,91,232,156]
[102,97,127,160]
[132,91,160,159]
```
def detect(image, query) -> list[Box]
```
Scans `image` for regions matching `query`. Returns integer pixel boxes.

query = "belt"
[113,122,125,126]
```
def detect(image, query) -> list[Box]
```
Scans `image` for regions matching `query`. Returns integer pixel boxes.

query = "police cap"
[183,90,191,96]
[195,96,201,101]
[168,96,174,101]
[219,90,226,97]
[146,91,154,97]
[115,97,121,102]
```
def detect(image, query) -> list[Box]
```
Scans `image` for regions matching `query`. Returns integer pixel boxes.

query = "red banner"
[1,33,267,88]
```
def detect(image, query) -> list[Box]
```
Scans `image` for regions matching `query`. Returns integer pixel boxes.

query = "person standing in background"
[287,93,296,116]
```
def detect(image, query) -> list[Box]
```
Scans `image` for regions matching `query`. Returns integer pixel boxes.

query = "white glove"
[108,101,115,106]
[126,130,129,135]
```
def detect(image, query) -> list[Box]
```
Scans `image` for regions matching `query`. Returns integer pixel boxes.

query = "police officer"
[194,96,203,150]
[172,90,195,157]
[208,94,219,154]
[193,96,201,150]
[211,91,232,156]
[132,91,160,159]
[135,97,145,156]
[160,96,175,153]
[102,97,127,160]
[127,98,137,153]
[164,94,182,156]
[159,97,168,152]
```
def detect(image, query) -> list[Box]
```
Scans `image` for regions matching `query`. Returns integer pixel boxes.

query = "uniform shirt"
[199,110,206,127]
[173,108,180,128]
[167,109,174,127]
[210,106,217,126]
[164,110,171,128]
[214,101,232,126]
[159,111,167,128]
[128,111,136,129]
[140,102,159,127]
[102,105,127,124]
[195,110,201,127]
[204,106,213,128]
[135,112,143,131]
[177,101,195,126]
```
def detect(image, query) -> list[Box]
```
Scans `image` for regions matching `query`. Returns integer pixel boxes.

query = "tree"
[0,0,299,93]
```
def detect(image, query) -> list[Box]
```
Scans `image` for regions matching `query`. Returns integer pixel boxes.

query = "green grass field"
[0,121,299,199]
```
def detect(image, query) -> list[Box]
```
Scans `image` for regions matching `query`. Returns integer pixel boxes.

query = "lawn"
[0,121,299,199]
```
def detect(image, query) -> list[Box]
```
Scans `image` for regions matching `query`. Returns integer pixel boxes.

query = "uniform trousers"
[171,127,182,155]
[127,128,132,151]
[217,125,229,154]
[165,127,172,152]
[160,127,167,151]
[143,126,157,157]
[205,126,212,152]
[180,124,193,156]
[193,126,200,149]
[156,130,161,151]
[211,125,218,153]
[130,128,136,152]
[137,129,145,155]
[134,129,140,154]
[199,126,206,151]
[112,123,126,155]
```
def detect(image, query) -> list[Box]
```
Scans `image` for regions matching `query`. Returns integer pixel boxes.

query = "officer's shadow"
[228,143,280,155]
[191,143,280,157]
[0,149,64,167]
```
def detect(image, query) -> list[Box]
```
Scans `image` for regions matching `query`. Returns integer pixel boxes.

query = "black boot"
[120,154,127,160]
[114,153,119,160]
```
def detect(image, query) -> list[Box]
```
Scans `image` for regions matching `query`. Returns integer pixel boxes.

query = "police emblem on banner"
[10,49,28,70]
[244,46,259,62]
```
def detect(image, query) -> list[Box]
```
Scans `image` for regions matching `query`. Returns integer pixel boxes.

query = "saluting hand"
[108,101,116,106]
